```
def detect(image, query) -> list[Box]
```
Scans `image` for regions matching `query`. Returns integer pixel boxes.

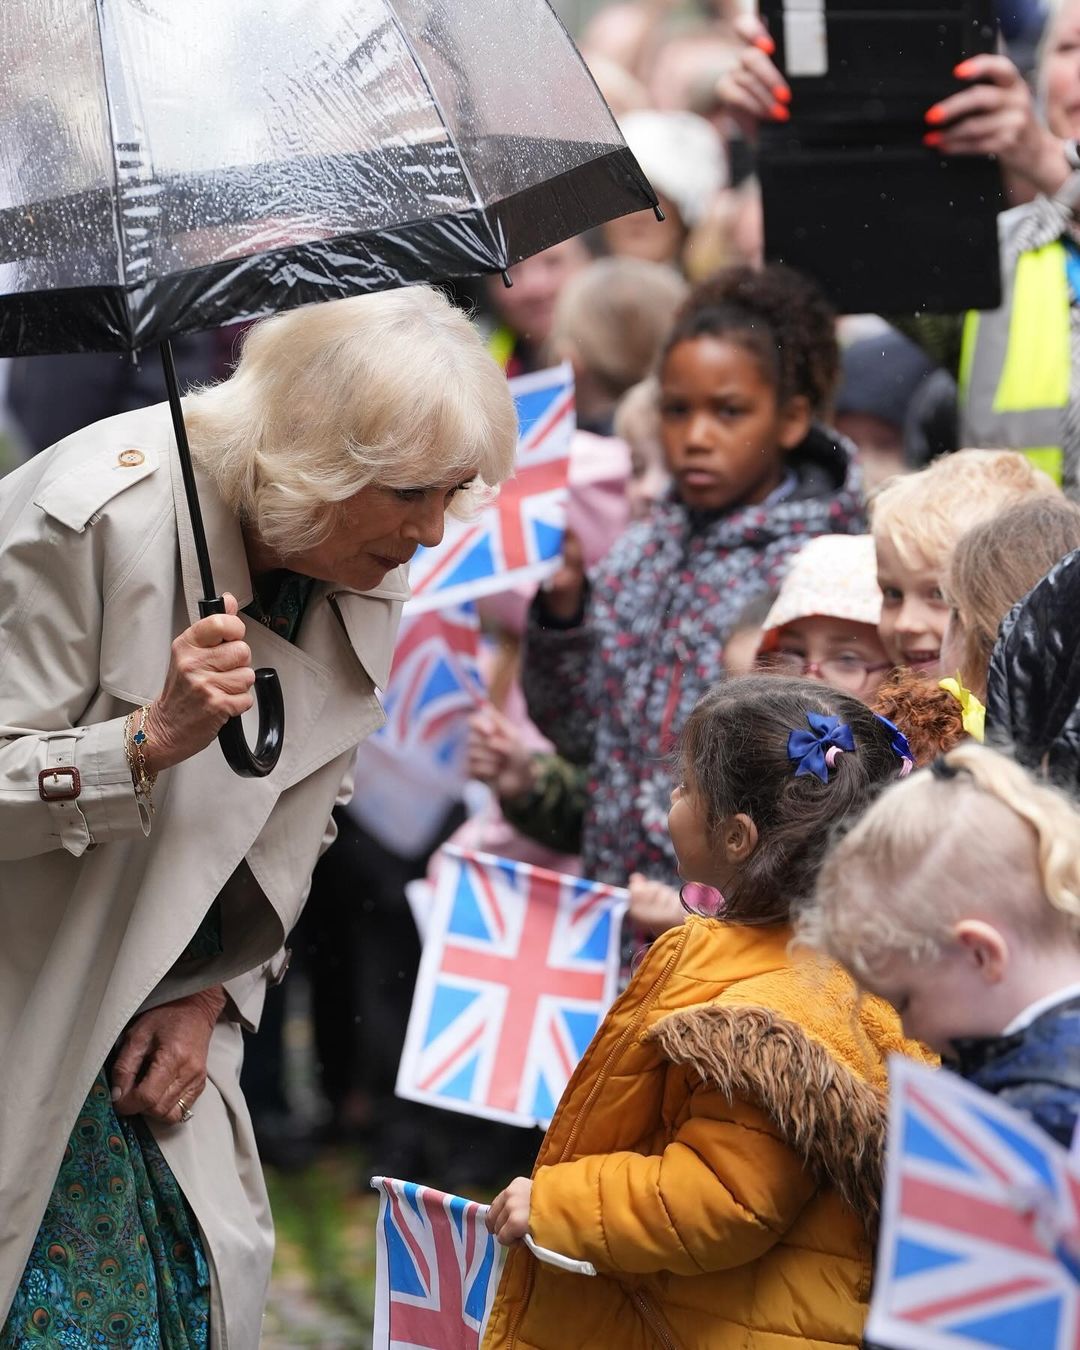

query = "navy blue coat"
[950,995,1080,1149]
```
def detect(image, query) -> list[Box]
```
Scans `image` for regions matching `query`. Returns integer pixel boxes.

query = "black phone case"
[756,0,1004,315]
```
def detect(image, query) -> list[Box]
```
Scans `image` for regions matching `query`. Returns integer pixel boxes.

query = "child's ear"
[953,919,1009,984]
[724,813,759,864]
[777,394,813,452]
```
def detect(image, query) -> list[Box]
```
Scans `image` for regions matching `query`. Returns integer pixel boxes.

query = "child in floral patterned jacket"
[521,265,864,886]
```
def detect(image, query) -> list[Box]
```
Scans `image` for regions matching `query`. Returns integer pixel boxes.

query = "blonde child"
[942,495,1080,699]
[613,377,671,521]
[548,259,687,438]
[801,742,1080,1147]
[871,448,1058,676]
[483,676,927,1350]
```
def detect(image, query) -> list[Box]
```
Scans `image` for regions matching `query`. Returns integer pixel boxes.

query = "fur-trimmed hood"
[651,1003,887,1234]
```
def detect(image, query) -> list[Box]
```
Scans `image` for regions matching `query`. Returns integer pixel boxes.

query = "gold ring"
[176,1096,193,1123]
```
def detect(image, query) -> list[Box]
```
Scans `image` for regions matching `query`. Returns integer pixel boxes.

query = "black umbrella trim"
[0,145,656,356]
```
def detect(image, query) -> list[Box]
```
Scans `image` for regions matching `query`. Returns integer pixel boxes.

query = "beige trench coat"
[0,403,407,1347]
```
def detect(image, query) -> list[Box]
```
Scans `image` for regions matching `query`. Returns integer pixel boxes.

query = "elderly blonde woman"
[0,285,516,1349]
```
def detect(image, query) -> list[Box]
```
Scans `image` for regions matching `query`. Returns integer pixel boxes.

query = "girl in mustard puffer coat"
[483,675,933,1350]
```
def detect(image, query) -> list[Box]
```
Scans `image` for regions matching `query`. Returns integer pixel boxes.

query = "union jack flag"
[371,1176,505,1350]
[404,363,575,613]
[868,1056,1080,1350]
[373,602,485,784]
[396,846,628,1127]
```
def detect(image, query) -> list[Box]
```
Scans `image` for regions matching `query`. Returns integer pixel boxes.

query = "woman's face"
[276,477,470,591]
[1042,2,1080,140]
[659,337,808,513]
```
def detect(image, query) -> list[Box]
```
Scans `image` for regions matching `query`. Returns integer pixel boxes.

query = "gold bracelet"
[123,704,158,812]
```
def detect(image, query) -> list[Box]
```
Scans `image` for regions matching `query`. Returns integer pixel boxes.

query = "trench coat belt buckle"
[39,734,93,856]
[38,765,81,802]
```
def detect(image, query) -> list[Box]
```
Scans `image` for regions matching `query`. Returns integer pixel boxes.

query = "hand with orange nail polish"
[918,51,1069,196]
[714,13,789,142]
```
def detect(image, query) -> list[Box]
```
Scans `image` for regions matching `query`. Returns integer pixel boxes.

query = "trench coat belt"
[38,731,93,855]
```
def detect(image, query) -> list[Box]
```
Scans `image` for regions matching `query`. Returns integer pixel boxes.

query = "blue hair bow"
[875,714,915,776]
[787,712,855,784]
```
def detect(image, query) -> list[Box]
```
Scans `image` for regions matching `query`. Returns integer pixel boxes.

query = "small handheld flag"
[405,364,575,613]
[371,1177,505,1350]
[396,846,628,1128]
[869,1055,1080,1350]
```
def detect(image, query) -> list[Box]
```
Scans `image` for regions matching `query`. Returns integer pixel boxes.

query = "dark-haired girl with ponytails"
[522,264,865,890]
[482,677,932,1350]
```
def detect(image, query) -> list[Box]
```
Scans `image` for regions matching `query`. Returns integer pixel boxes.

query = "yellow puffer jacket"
[482,917,932,1350]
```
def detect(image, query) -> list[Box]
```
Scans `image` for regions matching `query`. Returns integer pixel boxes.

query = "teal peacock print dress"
[2,572,315,1348]
[1,1074,211,1348]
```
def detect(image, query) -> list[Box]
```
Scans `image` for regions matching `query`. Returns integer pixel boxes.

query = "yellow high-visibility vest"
[959,238,1070,485]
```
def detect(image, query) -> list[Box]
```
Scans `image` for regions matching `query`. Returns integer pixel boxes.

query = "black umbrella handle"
[162,337,284,780]
[199,596,284,778]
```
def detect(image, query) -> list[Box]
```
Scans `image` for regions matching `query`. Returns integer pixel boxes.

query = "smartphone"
[756,0,1003,314]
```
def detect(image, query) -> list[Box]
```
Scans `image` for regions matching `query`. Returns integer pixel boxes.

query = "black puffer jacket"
[985,546,1080,789]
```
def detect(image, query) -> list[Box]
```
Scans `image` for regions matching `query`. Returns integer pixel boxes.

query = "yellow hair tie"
[939,676,986,742]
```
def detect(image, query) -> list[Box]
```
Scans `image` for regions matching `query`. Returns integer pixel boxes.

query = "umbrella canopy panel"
[0,0,655,354]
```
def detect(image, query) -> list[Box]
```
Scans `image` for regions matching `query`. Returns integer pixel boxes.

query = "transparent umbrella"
[0,0,657,775]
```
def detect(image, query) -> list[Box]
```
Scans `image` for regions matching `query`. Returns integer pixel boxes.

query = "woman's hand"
[142,593,256,774]
[714,13,790,142]
[925,55,1070,197]
[467,705,537,799]
[487,1177,533,1246]
[628,873,686,936]
[110,985,226,1126]
[539,530,586,624]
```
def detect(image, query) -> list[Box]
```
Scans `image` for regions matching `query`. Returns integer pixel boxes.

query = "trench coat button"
[118,448,145,467]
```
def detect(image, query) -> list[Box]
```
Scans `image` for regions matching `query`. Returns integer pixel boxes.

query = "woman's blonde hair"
[184,286,518,557]
[947,496,1080,696]
[870,448,1059,571]
[798,743,1080,982]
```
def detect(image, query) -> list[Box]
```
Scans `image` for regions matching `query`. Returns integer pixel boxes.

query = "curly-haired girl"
[522,265,863,886]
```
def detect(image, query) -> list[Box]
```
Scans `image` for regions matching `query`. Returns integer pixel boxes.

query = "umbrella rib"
[381,7,502,265]
[541,0,656,200]
[91,0,132,300]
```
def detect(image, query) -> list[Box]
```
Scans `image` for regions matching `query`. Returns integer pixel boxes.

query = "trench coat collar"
[169,440,254,624]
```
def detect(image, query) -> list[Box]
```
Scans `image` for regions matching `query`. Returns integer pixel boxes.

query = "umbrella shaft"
[160,341,217,601]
